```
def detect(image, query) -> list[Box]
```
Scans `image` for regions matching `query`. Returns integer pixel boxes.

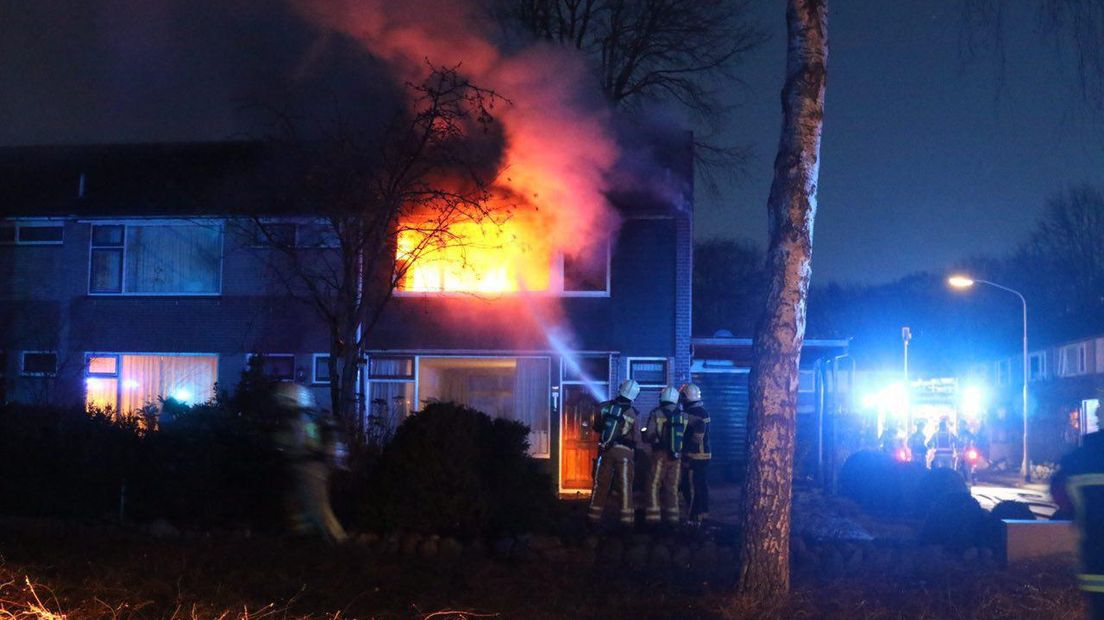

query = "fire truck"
[910,378,983,476]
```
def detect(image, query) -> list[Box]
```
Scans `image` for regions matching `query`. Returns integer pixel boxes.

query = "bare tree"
[242,65,506,425]
[962,0,1104,114]
[737,0,827,600]
[493,0,766,178]
[1019,185,1104,319]
[692,238,767,337]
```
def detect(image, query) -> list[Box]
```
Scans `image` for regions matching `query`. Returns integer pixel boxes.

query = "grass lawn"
[0,518,1085,619]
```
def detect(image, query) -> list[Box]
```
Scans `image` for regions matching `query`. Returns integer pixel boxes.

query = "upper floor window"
[89,223,222,295]
[562,245,610,295]
[1,222,63,245]
[1028,352,1047,382]
[395,218,610,296]
[244,220,339,249]
[1059,343,1089,377]
[996,359,1012,386]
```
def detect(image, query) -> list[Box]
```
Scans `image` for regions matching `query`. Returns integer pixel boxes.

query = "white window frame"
[1028,352,1047,382]
[20,350,58,376]
[798,369,818,394]
[86,219,224,297]
[561,353,613,388]
[244,220,298,249]
[1060,342,1089,377]
[240,218,340,250]
[626,356,670,388]
[312,353,332,385]
[1,220,64,246]
[394,240,612,298]
[83,351,220,410]
[559,242,612,297]
[86,353,120,377]
[245,353,296,382]
[401,354,553,458]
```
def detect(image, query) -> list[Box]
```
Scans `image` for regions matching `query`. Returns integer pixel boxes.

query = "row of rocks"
[793,538,1000,577]
[353,530,740,570]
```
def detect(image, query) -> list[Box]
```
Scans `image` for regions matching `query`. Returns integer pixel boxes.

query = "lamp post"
[948,275,1031,483]
[902,326,911,433]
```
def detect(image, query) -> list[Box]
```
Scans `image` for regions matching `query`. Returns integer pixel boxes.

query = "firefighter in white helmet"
[679,383,712,523]
[643,386,686,526]
[588,379,641,527]
[272,382,348,544]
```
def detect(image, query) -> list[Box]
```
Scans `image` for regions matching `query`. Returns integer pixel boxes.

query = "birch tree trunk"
[737,0,828,599]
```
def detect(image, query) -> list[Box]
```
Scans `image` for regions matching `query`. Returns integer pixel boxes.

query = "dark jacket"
[682,402,711,460]
[1051,431,1104,586]
[595,396,638,450]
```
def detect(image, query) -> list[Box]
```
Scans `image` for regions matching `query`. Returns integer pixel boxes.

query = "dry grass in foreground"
[0,518,1086,619]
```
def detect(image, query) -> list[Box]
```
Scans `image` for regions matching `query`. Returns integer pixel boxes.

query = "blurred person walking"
[272,382,348,544]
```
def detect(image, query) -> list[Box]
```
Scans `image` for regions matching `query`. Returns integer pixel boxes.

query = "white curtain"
[119,355,217,413]
[514,358,551,457]
[125,225,221,293]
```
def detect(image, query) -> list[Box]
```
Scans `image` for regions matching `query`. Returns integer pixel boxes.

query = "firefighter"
[879,423,904,457]
[273,382,348,544]
[588,379,641,527]
[908,420,929,467]
[643,386,685,526]
[1050,405,1104,619]
[926,417,958,470]
[680,383,711,523]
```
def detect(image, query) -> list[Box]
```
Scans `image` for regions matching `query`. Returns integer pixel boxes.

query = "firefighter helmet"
[659,386,680,405]
[274,382,315,409]
[618,379,641,401]
[680,383,702,403]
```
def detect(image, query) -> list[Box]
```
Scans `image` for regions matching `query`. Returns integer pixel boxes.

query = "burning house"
[0,128,692,495]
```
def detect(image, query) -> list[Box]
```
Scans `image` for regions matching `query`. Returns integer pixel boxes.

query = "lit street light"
[948,275,1031,482]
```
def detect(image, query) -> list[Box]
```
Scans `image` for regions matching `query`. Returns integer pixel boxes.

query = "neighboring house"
[0,139,693,495]
[963,334,1104,463]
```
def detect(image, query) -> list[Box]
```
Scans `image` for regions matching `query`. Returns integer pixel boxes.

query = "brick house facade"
[0,140,692,494]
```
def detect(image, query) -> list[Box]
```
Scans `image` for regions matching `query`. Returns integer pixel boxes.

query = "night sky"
[706,0,1104,284]
[1,0,1101,285]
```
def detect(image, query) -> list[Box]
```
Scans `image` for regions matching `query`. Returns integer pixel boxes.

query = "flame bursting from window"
[298,0,620,295]
[396,213,553,293]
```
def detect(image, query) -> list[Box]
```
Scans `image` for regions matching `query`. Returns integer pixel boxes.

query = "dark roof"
[692,336,851,368]
[0,142,265,218]
[0,138,693,219]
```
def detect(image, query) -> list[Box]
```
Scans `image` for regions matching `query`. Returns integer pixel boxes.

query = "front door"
[561,385,600,491]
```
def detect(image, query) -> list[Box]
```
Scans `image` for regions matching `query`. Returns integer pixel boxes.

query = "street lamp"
[948,275,1031,482]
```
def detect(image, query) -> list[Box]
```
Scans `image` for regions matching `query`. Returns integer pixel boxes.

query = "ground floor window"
[416,356,551,458]
[1083,399,1101,436]
[85,353,218,414]
[245,353,295,381]
[21,351,58,376]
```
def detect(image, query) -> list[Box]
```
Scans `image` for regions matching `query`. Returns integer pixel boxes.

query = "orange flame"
[397,215,553,293]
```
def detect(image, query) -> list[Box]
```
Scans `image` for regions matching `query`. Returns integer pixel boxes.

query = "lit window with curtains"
[90,223,222,294]
[414,357,551,457]
[85,354,217,414]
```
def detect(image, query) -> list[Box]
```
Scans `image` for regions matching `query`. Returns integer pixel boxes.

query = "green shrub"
[920,492,988,550]
[0,372,286,529]
[990,500,1036,521]
[909,467,968,517]
[356,401,556,538]
[838,450,919,514]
